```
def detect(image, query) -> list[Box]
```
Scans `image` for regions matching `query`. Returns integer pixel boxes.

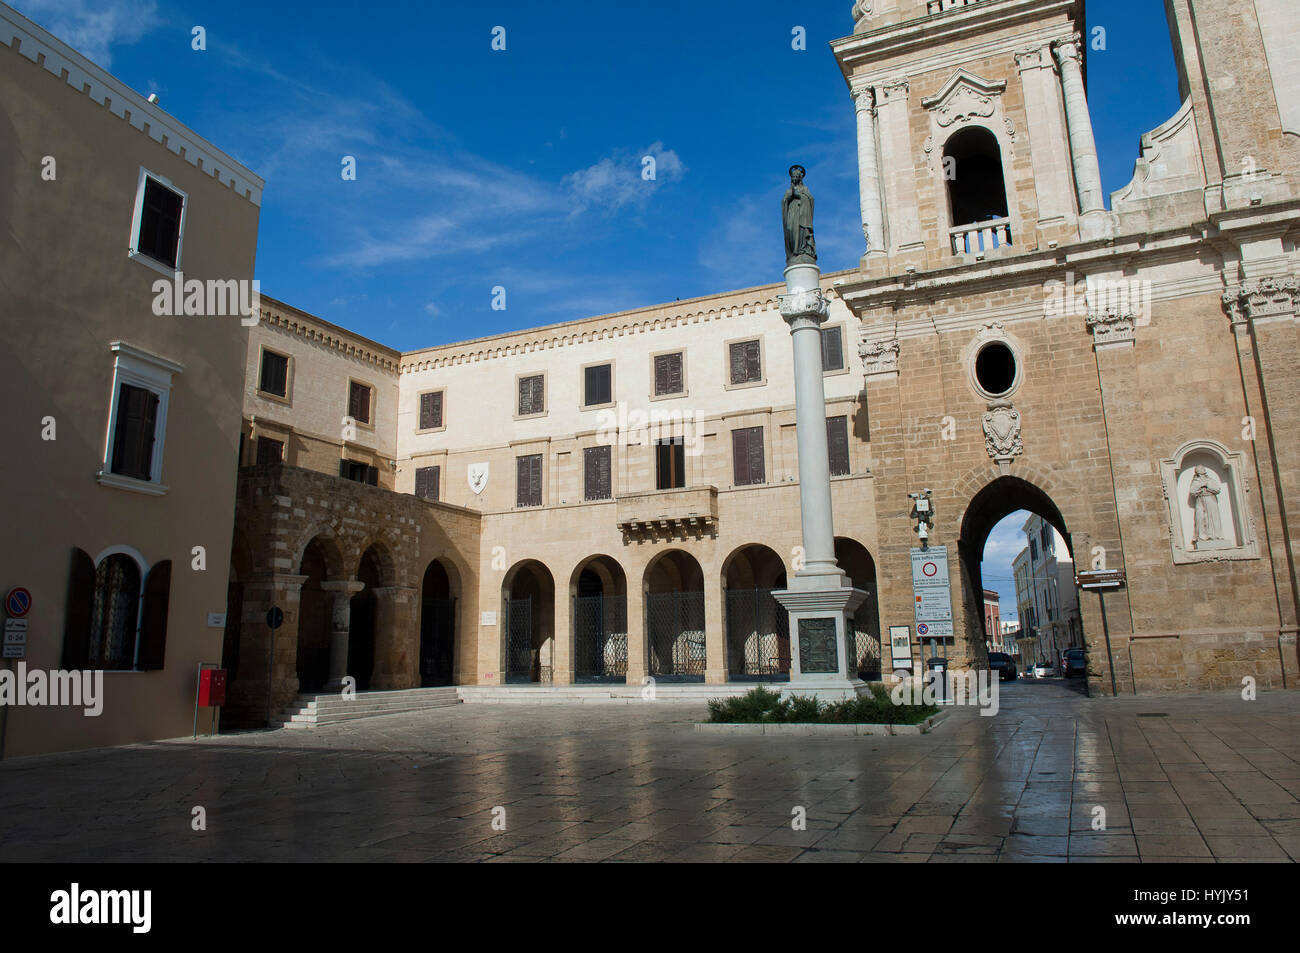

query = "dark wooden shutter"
[517,454,542,506]
[518,375,544,416]
[821,327,844,371]
[111,384,159,480]
[432,466,441,501]
[730,340,761,384]
[584,364,612,406]
[584,446,611,500]
[339,458,350,478]
[827,416,850,476]
[349,382,371,423]
[137,560,171,670]
[62,548,96,670]
[260,352,287,396]
[366,465,379,486]
[415,465,441,501]
[139,179,183,267]
[732,427,764,485]
[420,391,443,430]
[256,437,283,464]
[729,342,746,384]
[654,353,683,395]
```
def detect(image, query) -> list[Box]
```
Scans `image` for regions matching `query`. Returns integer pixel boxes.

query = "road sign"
[4,618,28,659]
[911,546,953,639]
[1077,569,1126,590]
[5,587,31,618]
[266,606,284,629]
[914,588,952,621]
[910,548,949,588]
[888,625,913,670]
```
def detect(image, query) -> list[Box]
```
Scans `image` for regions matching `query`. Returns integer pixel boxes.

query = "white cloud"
[13,0,159,69]
[423,302,440,317]
[564,142,685,214]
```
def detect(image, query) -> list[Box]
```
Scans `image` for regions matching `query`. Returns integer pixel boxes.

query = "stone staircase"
[457,683,765,705]
[274,686,461,729]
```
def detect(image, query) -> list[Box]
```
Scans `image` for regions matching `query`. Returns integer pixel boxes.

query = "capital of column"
[320,580,366,595]
[1085,309,1137,350]
[778,289,830,327]
[371,585,419,601]
[1014,45,1051,72]
[1052,35,1083,69]
[851,84,875,114]
[1223,275,1300,327]
[249,572,308,592]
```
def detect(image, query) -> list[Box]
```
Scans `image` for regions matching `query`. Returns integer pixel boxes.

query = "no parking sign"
[5,588,31,618]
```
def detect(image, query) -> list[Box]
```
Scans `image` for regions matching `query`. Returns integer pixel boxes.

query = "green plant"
[706,685,937,725]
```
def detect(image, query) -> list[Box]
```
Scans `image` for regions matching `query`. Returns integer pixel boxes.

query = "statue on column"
[1188,466,1224,545]
[783,165,817,265]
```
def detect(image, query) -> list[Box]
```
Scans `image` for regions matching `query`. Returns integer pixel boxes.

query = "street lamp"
[908,489,935,550]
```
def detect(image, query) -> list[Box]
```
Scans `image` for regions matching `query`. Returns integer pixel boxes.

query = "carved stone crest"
[982,400,1022,461]
[935,86,995,127]
[467,462,489,495]
[1085,310,1136,349]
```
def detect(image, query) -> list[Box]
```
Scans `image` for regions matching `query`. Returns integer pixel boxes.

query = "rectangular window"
[516,453,543,507]
[339,459,377,485]
[258,350,289,398]
[418,391,444,430]
[415,465,441,501]
[827,415,850,476]
[583,445,612,501]
[110,383,160,482]
[821,326,845,372]
[135,176,184,268]
[583,363,613,408]
[653,352,685,397]
[348,381,372,425]
[729,340,762,385]
[255,437,283,464]
[517,374,545,416]
[655,437,686,490]
[731,426,765,486]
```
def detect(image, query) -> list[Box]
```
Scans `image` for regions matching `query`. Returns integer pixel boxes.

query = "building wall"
[0,5,261,755]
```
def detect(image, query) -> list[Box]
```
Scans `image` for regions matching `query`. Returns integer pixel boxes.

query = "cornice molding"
[1,5,263,206]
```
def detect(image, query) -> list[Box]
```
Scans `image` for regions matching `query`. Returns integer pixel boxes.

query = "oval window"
[974,341,1017,396]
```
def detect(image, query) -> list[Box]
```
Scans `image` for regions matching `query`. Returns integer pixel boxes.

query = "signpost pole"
[1098,592,1119,697]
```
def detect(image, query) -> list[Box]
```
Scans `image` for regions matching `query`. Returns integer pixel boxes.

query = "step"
[273,687,462,729]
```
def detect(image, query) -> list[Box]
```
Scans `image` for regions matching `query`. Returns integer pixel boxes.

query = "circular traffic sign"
[917,623,930,636]
[5,587,31,618]
[266,606,284,630]
[922,562,938,577]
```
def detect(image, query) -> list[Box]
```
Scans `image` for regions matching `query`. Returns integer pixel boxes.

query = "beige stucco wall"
[0,13,261,755]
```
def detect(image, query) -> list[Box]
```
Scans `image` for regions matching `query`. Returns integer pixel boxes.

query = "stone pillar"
[852,85,887,260]
[626,582,647,684]
[704,581,726,684]
[1053,37,1109,237]
[553,591,573,686]
[320,580,364,691]
[235,572,306,722]
[773,263,866,699]
[371,585,418,690]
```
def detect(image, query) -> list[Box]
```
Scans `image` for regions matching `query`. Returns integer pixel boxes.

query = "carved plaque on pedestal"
[798,617,839,674]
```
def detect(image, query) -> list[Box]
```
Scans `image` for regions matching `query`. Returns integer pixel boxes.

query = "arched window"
[944,126,1012,254]
[90,554,141,669]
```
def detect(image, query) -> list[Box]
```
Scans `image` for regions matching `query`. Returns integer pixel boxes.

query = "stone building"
[0,2,261,754]
[214,0,1300,713]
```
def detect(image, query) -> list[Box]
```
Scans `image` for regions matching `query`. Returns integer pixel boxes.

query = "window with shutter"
[518,375,545,416]
[259,350,289,397]
[655,437,685,489]
[419,391,444,430]
[653,352,684,396]
[256,437,284,465]
[821,326,845,372]
[827,416,850,476]
[731,426,765,485]
[584,445,612,500]
[88,554,141,670]
[110,383,160,481]
[517,454,543,506]
[348,381,372,424]
[583,363,613,407]
[415,465,441,501]
[135,177,184,268]
[728,340,762,385]
[340,459,370,483]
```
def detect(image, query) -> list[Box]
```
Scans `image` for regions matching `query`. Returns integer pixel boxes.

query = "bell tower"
[834,0,1105,272]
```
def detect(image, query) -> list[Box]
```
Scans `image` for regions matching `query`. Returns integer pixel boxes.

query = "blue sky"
[16,0,1182,353]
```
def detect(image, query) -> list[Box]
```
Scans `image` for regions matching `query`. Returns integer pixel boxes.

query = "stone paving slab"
[1,680,1298,862]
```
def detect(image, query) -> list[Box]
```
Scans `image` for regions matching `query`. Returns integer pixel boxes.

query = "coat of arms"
[467,462,489,495]
[982,400,1022,461]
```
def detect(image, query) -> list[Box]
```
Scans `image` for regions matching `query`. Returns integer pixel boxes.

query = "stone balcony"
[615,485,718,543]
[949,216,1013,257]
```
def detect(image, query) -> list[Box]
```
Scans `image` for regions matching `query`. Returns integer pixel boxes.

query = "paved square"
[2,681,1298,862]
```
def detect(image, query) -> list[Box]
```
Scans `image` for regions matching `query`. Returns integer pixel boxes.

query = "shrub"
[707,685,937,725]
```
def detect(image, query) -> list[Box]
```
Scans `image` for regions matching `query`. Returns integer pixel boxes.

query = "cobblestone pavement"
[1,680,1298,862]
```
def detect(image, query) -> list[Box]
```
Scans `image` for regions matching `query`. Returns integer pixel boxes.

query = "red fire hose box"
[198,669,227,707]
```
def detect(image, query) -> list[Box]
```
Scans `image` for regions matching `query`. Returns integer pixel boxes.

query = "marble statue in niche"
[1188,465,1224,547]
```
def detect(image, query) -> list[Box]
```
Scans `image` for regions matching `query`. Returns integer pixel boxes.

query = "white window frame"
[98,342,184,496]
[127,167,188,277]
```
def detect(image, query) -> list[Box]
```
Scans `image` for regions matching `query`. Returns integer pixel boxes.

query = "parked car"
[1032,661,1056,678]
[1062,648,1087,678]
[987,652,1017,681]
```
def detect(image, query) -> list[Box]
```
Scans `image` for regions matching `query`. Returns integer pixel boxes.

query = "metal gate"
[504,595,535,683]
[420,596,456,686]
[574,594,628,682]
[848,601,881,680]
[646,591,706,680]
[725,588,790,681]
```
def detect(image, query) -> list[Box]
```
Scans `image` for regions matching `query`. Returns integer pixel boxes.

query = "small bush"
[707,685,937,725]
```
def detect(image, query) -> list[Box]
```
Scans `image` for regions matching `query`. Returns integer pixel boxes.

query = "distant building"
[1013,514,1082,669]
[982,589,1002,650]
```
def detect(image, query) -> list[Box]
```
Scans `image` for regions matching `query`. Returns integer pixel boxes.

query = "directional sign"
[1076,569,1126,590]
[266,606,284,629]
[5,587,31,618]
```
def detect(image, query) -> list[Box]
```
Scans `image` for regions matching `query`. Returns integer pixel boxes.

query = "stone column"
[704,581,727,684]
[320,580,364,691]
[626,582,647,684]
[773,263,866,699]
[553,591,573,686]
[852,85,887,260]
[371,585,418,690]
[1053,37,1109,237]
[235,572,306,723]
